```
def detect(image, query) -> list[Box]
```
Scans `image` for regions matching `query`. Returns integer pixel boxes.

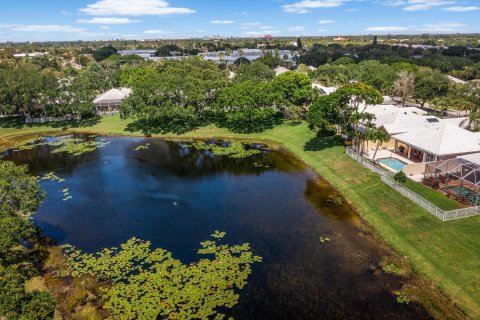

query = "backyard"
[1,115,480,319]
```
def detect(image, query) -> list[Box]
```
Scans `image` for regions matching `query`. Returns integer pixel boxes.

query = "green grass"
[402,179,464,211]
[1,115,480,318]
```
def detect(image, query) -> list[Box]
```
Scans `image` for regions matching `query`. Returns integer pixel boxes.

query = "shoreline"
[0,117,475,319]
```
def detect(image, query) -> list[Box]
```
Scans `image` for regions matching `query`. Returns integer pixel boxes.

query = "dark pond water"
[3,136,432,320]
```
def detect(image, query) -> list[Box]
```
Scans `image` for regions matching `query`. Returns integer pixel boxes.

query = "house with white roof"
[392,123,480,163]
[13,52,48,58]
[93,88,132,115]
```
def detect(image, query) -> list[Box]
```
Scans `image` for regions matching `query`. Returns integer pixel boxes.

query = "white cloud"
[79,0,194,16]
[319,19,335,24]
[442,6,480,11]
[241,22,262,27]
[143,29,166,34]
[78,17,140,24]
[10,24,86,33]
[288,26,306,32]
[210,20,234,24]
[282,0,348,13]
[376,0,406,6]
[100,26,110,29]
[243,30,279,36]
[366,26,408,32]
[403,0,454,11]
[419,21,465,32]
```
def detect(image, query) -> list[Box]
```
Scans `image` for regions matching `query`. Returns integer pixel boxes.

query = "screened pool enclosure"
[424,158,480,206]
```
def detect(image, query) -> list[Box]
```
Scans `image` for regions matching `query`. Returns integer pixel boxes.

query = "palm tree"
[225,48,232,65]
[372,130,390,161]
[217,52,225,64]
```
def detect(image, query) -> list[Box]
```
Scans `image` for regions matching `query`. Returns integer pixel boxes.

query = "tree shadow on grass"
[125,119,200,135]
[304,134,344,151]
[212,115,283,134]
[0,116,101,131]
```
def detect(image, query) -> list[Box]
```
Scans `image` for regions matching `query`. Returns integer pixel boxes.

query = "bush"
[393,171,407,183]
[0,268,55,320]
[0,267,26,319]
[21,291,56,320]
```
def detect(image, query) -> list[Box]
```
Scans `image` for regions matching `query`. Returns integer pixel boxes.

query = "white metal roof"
[362,104,434,134]
[459,153,480,166]
[274,66,290,76]
[441,117,468,128]
[93,88,132,104]
[312,83,337,95]
[447,75,466,84]
[393,123,480,156]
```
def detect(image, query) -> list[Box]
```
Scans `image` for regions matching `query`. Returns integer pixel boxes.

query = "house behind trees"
[93,88,132,115]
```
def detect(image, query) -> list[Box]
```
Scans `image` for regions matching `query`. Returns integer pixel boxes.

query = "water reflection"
[3,136,432,320]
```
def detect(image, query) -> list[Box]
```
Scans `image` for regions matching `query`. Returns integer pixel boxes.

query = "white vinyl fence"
[25,115,82,124]
[346,147,479,221]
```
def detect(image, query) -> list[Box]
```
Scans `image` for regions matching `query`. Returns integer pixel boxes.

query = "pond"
[3,136,432,319]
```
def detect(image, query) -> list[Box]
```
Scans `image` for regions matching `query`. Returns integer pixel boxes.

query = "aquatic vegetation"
[13,139,46,151]
[61,188,72,201]
[395,291,410,304]
[50,138,109,156]
[380,255,411,277]
[41,172,65,183]
[191,141,261,159]
[211,230,226,238]
[253,162,270,168]
[133,143,150,151]
[13,137,109,156]
[63,232,262,320]
[326,195,344,205]
[319,237,331,243]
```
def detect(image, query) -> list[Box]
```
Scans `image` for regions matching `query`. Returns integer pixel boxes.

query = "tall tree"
[392,70,415,107]
[413,69,449,108]
[307,82,383,151]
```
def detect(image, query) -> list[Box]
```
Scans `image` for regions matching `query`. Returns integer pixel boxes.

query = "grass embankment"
[402,179,464,211]
[1,116,480,319]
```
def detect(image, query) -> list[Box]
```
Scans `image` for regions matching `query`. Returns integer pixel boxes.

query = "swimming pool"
[378,157,407,172]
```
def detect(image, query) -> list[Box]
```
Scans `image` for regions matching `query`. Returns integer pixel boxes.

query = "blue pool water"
[378,157,407,171]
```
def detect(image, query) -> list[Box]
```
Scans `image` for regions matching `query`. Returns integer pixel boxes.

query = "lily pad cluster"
[61,188,72,201]
[40,172,65,183]
[133,143,150,151]
[14,138,109,156]
[191,141,260,159]
[319,236,331,243]
[49,138,109,156]
[63,231,262,320]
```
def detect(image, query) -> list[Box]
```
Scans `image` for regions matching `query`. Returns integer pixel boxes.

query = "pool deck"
[366,149,414,165]
[365,150,425,181]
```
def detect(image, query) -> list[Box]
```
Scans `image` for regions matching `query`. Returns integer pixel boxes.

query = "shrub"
[21,291,56,320]
[393,171,407,183]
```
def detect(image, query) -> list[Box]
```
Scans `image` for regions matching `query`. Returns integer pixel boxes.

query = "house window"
[425,153,436,162]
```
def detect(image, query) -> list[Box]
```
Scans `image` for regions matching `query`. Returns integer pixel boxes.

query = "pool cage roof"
[425,158,480,188]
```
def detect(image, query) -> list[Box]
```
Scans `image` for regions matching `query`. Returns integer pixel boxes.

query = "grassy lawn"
[402,179,464,211]
[1,115,480,318]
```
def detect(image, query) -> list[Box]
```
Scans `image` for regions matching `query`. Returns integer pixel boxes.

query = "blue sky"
[0,0,479,41]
